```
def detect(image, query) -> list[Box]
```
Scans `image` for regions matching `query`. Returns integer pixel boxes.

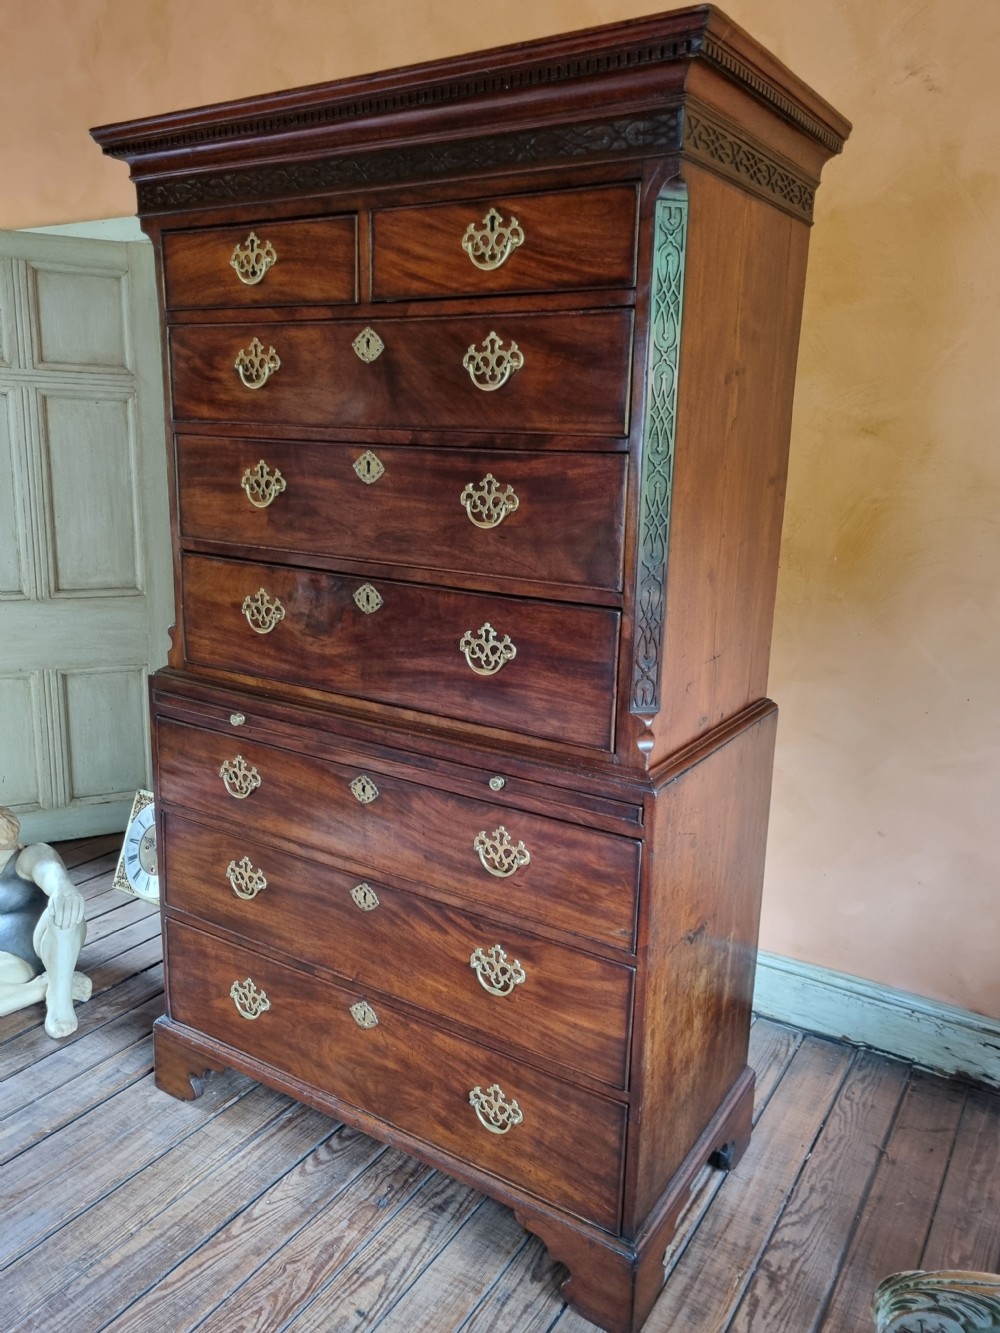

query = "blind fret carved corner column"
[93,10,848,1331]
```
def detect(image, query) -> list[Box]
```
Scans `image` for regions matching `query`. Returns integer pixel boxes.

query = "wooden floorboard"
[2,837,998,1333]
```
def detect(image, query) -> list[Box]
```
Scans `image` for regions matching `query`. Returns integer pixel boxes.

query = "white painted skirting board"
[754,950,1000,1090]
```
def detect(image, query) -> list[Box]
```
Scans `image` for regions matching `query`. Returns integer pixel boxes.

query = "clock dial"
[115,792,159,902]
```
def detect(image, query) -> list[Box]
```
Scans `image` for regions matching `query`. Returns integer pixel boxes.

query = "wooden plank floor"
[3,838,999,1333]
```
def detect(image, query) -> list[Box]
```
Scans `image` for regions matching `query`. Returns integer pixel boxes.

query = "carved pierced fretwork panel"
[631,193,687,716]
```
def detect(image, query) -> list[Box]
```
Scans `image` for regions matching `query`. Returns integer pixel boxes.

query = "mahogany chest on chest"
[94,10,848,1329]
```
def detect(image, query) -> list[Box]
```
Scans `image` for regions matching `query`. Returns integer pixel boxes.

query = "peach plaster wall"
[3,0,997,1018]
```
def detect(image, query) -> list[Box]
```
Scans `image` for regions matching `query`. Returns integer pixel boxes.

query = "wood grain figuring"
[649,165,812,759]
[371,183,638,299]
[179,551,620,749]
[176,436,628,596]
[626,707,778,1227]
[168,309,634,435]
[162,811,635,1089]
[162,215,358,309]
[155,716,641,950]
[5,842,996,1333]
[91,14,850,1329]
[165,918,628,1229]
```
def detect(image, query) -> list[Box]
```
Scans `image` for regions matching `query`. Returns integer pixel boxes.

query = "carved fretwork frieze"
[137,109,684,213]
[631,192,687,717]
[683,106,816,221]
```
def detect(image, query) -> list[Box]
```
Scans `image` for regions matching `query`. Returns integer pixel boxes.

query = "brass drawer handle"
[242,587,285,634]
[462,332,523,392]
[460,622,516,676]
[230,232,277,285]
[474,826,530,878]
[350,1000,379,1028]
[235,336,281,389]
[241,459,286,508]
[461,474,519,529]
[230,977,271,1019]
[461,208,524,271]
[226,856,267,900]
[353,450,384,484]
[352,583,383,614]
[470,944,526,996]
[352,326,384,362]
[469,1082,523,1134]
[220,755,261,800]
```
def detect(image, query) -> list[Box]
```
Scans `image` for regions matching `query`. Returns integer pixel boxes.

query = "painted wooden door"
[0,231,171,841]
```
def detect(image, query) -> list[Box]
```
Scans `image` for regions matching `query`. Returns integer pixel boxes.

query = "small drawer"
[155,719,640,951]
[176,437,627,596]
[162,812,634,1088]
[372,184,638,300]
[180,552,619,750]
[168,309,633,436]
[166,918,626,1229]
[161,216,358,309]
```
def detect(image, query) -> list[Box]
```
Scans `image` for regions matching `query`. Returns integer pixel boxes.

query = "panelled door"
[0,230,171,841]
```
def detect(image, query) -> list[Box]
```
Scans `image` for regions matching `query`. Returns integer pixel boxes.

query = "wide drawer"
[168,309,633,435]
[162,811,634,1088]
[165,918,626,1228]
[176,437,627,595]
[155,718,640,951]
[180,552,619,750]
[371,184,638,300]
[161,216,358,309]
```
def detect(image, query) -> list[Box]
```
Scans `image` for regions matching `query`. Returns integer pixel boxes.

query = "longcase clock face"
[113,789,159,903]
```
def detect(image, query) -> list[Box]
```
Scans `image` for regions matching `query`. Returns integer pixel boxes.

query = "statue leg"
[0,951,49,1016]
[34,916,90,1038]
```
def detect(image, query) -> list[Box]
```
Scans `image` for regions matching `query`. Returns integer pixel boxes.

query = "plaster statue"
[0,806,91,1038]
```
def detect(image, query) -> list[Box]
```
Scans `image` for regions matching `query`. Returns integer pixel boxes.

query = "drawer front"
[168,310,633,435]
[166,918,626,1228]
[162,811,634,1088]
[180,552,619,750]
[155,719,639,951]
[177,437,627,595]
[372,185,638,300]
[162,216,358,309]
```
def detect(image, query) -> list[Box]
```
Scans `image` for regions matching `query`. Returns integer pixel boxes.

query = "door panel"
[0,231,171,840]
